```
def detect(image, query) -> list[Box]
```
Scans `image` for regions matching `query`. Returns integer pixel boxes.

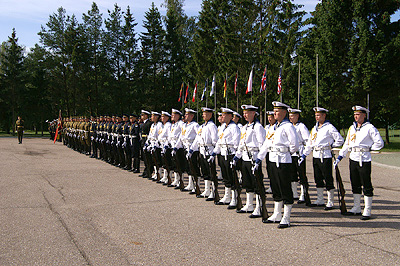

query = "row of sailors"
[142,102,383,228]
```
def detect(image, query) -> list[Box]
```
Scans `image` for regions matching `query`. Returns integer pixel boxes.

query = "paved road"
[1,138,399,265]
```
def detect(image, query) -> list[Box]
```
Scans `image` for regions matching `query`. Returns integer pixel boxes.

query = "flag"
[223,78,227,98]
[178,82,184,102]
[246,68,253,94]
[53,110,62,143]
[184,83,189,103]
[260,65,267,93]
[201,79,207,101]
[277,67,282,95]
[210,74,215,96]
[234,72,238,96]
[192,82,197,102]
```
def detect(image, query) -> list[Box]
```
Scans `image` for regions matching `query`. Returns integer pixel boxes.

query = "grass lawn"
[0,130,50,138]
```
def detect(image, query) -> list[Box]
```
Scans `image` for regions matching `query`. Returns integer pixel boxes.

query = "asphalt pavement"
[0,137,399,265]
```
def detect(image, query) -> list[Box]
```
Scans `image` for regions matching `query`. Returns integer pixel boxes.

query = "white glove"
[298,156,305,166]
[207,156,215,163]
[333,158,340,169]
[171,149,176,157]
[251,163,259,175]
[186,152,192,160]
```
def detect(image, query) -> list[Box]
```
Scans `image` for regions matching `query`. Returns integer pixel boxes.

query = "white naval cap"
[221,107,234,114]
[288,108,302,113]
[352,105,369,113]
[266,111,274,116]
[241,104,258,111]
[171,109,182,115]
[272,101,290,109]
[313,107,329,113]
[218,112,222,116]
[185,108,197,114]
[201,107,214,112]
[162,111,171,117]
[141,110,150,115]
[151,111,161,116]
[233,111,242,118]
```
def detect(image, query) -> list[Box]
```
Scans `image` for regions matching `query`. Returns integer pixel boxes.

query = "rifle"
[225,139,242,210]
[332,153,347,214]
[298,153,311,206]
[188,152,201,196]
[244,141,268,220]
[172,149,185,190]
[201,137,220,203]
[151,148,161,182]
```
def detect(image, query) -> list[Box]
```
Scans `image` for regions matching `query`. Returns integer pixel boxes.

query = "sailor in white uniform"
[288,108,310,204]
[335,106,384,220]
[299,107,344,210]
[232,105,266,217]
[158,111,172,184]
[209,108,241,207]
[255,102,299,228]
[172,108,200,194]
[167,109,185,188]
[189,107,218,200]
[264,111,276,194]
[145,111,163,180]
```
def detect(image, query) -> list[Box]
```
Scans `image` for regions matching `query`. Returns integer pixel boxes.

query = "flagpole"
[236,71,239,111]
[264,84,267,126]
[181,82,184,110]
[367,93,370,120]
[298,60,301,109]
[225,72,228,107]
[206,78,208,108]
[188,83,191,109]
[214,79,217,121]
[316,54,319,107]
[280,67,283,102]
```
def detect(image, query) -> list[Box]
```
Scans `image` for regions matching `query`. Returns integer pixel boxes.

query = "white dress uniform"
[302,108,344,209]
[174,117,200,191]
[212,120,241,206]
[234,117,266,214]
[158,120,172,184]
[337,106,384,219]
[146,119,163,179]
[168,118,184,187]
[190,119,218,198]
[292,121,310,202]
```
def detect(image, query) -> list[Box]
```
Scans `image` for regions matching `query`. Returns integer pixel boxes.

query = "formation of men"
[56,102,384,228]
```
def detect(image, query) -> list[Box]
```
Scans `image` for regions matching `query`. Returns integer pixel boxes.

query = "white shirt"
[146,121,163,148]
[258,119,299,165]
[168,120,184,148]
[158,121,171,148]
[258,123,276,159]
[235,121,266,162]
[191,120,218,156]
[174,121,199,151]
[212,121,241,157]
[303,121,344,159]
[339,121,384,163]
[293,122,310,155]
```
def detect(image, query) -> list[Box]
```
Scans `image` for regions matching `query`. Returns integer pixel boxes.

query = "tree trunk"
[385,123,390,145]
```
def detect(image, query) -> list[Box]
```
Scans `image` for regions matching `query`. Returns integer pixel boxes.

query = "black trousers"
[219,154,234,188]
[17,131,23,143]
[291,156,308,186]
[241,160,262,193]
[269,162,294,204]
[124,143,132,169]
[173,148,186,174]
[185,150,201,177]
[349,159,373,196]
[313,157,334,190]
[198,153,212,181]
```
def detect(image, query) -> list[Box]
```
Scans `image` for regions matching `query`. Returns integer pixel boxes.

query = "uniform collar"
[316,120,330,131]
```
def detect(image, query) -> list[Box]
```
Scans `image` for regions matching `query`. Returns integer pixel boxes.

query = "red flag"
[234,73,238,96]
[192,82,197,102]
[260,65,267,93]
[184,83,189,104]
[277,67,282,95]
[178,82,184,102]
[53,110,62,143]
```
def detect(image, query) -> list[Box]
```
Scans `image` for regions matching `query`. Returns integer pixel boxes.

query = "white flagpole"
[316,54,319,107]
[298,60,301,109]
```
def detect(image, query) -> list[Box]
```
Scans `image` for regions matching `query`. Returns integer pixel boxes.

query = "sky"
[0,0,398,49]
